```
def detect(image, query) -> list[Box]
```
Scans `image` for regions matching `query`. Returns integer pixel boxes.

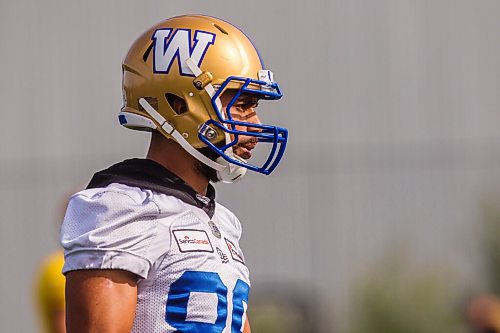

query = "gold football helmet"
[120,15,288,182]
[34,251,65,333]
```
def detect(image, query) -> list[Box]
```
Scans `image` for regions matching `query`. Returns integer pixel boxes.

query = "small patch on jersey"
[216,247,229,264]
[225,238,245,264]
[208,220,221,238]
[196,193,211,205]
[173,229,214,253]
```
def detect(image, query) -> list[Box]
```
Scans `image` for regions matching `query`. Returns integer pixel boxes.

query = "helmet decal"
[152,28,216,77]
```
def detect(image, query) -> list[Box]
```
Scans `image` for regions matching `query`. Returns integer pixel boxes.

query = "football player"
[34,251,66,333]
[60,15,288,333]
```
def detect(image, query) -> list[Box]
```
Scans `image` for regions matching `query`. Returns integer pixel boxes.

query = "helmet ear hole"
[165,93,188,115]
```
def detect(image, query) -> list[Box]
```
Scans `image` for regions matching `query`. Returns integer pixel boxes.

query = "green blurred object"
[481,201,500,294]
[351,253,464,333]
[248,302,307,333]
[247,285,317,333]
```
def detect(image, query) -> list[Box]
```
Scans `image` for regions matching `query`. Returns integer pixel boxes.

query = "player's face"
[220,91,262,160]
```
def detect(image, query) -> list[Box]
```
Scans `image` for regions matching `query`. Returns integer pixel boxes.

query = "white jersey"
[60,159,250,333]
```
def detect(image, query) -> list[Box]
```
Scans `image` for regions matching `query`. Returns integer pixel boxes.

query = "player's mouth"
[234,143,256,160]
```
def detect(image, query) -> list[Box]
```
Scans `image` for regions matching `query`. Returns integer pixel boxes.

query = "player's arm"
[243,317,251,333]
[65,269,138,333]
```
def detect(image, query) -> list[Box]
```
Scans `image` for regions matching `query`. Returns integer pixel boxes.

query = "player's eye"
[234,101,259,110]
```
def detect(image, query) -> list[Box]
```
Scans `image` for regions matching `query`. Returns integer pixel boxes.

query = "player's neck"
[146,136,209,195]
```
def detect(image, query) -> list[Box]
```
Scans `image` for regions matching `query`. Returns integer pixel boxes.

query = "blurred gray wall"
[1,0,500,332]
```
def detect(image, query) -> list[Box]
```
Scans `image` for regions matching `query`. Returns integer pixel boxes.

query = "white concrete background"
[1,0,500,331]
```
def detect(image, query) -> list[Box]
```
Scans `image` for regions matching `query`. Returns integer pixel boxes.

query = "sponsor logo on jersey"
[173,229,214,253]
[152,28,216,76]
[225,238,245,264]
[216,247,229,264]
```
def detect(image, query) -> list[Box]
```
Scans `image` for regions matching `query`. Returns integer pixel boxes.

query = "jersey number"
[165,271,250,332]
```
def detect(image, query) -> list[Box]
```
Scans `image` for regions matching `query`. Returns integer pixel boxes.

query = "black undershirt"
[86,158,216,218]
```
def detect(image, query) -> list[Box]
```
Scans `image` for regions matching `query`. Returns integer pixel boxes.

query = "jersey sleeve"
[60,185,170,279]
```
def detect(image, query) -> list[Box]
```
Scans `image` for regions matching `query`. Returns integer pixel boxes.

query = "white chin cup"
[216,156,247,183]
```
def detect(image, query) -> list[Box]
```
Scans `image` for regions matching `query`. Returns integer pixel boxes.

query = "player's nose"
[246,111,262,132]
